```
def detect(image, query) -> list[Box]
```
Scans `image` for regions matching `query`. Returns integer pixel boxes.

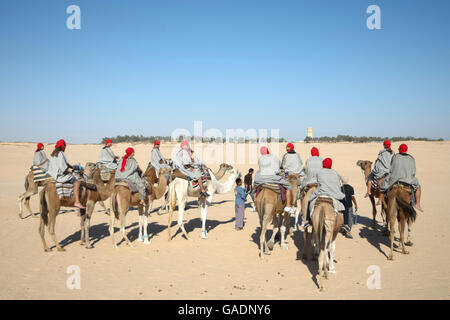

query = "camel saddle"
[314,197,334,208]
[255,183,287,203]
[114,180,152,195]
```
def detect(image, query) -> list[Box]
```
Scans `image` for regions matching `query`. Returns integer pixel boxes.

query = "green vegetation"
[101,135,286,144]
[304,135,444,143]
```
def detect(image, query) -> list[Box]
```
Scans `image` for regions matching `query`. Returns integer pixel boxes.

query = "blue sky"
[1,0,449,143]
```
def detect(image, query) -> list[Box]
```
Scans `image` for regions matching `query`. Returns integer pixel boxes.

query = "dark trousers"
[235,204,245,228]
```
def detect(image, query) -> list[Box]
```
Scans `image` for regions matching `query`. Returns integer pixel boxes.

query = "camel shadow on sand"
[250,223,321,289]
[57,221,138,249]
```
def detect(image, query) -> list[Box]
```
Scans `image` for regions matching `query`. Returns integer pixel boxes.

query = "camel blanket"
[255,183,287,202]
[115,180,139,193]
[309,196,344,218]
[31,165,51,183]
[55,182,73,199]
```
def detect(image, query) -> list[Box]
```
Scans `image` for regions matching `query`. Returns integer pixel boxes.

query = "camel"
[37,164,116,252]
[254,174,299,258]
[356,160,388,232]
[299,184,318,259]
[79,163,116,248]
[18,171,51,219]
[311,198,344,291]
[386,183,417,260]
[109,167,171,247]
[38,181,89,252]
[148,163,234,215]
[19,165,109,219]
[167,168,239,241]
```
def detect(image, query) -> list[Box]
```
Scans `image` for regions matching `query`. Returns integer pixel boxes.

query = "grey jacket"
[381,153,420,191]
[33,150,49,171]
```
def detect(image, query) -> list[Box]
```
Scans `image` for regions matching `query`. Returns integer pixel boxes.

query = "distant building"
[307,127,313,138]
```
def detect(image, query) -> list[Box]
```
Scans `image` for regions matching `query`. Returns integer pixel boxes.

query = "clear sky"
[1,0,449,143]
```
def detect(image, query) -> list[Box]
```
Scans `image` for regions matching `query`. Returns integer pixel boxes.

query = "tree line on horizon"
[101,134,443,145]
[303,135,444,143]
[101,135,287,144]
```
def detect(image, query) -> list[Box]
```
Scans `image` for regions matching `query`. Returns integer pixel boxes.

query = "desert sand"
[0,141,449,299]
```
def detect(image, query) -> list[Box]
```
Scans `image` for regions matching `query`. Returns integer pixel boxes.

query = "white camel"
[167,168,239,241]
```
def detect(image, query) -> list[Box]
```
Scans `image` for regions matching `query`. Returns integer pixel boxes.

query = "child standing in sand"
[234,178,248,230]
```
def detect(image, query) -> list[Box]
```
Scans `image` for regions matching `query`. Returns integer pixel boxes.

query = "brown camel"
[356,160,388,232]
[19,164,109,219]
[254,174,299,258]
[386,183,417,261]
[109,167,171,247]
[18,171,51,219]
[311,198,344,291]
[299,183,318,260]
[79,164,116,248]
[37,164,116,252]
[38,182,89,252]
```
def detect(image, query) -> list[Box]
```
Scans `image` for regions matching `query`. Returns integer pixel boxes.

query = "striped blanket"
[55,183,74,199]
[31,165,50,183]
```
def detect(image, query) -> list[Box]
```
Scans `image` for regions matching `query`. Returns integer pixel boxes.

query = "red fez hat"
[323,158,332,169]
[286,143,294,152]
[399,144,408,154]
[311,147,319,157]
[36,143,44,152]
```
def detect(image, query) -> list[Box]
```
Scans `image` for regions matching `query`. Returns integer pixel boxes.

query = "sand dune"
[0,141,449,299]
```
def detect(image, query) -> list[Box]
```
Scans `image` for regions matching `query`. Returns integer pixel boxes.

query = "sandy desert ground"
[0,141,449,299]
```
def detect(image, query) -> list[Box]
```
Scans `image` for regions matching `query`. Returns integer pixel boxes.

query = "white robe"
[150,148,170,177]
[254,154,292,190]
[115,156,146,200]
[97,146,118,170]
[173,148,202,180]
[47,151,75,183]
[33,150,49,171]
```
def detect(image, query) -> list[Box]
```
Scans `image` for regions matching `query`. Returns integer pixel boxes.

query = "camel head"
[219,163,233,171]
[158,167,171,181]
[84,162,97,179]
[356,160,372,170]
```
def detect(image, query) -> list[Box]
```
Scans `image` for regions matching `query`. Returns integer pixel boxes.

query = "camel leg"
[280,213,290,249]
[328,240,337,273]
[109,209,117,248]
[406,225,413,246]
[200,203,208,239]
[48,212,65,252]
[267,215,279,251]
[142,205,150,244]
[399,217,409,255]
[369,195,377,228]
[292,204,300,233]
[388,216,395,261]
[178,200,190,240]
[261,206,273,257]
[120,213,133,247]
[301,228,309,259]
[39,216,50,252]
[318,240,325,291]
[138,206,144,242]
[83,204,93,249]
[168,202,175,241]
[158,192,169,215]
[80,211,86,246]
